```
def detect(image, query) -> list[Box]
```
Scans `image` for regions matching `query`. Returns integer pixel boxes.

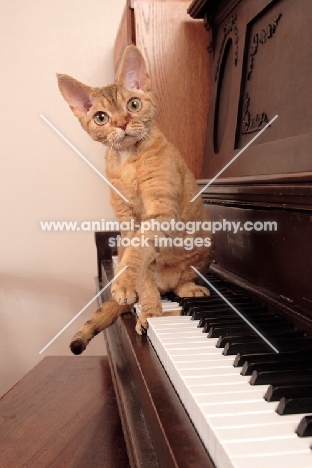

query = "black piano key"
[226,335,312,356]
[202,316,244,331]
[204,313,281,327]
[208,318,291,338]
[199,312,273,329]
[196,310,257,325]
[186,303,232,315]
[234,350,306,368]
[276,397,312,415]
[197,307,271,325]
[197,313,237,327]
[202,275,224,284]
[220,331,304,351]
[206,323,250,335]
[242,351,311,376]
[193,309,225,320]
[187,295,252,303]
[194,308,258,321]
[199,314,216,328]
[207,324,250,337]
[192,306,264,320]
[201,277,226,287]
[250,368,312,386]
[171,296,182,303]
[216,330,295,347]
[181,294,236,308]
[204,318,241,330]
[272,337,312,351]
[223,342,274,356]
[296,416,312,437]
[186,299,256,315]
[217,315,294,338]
[215,321,296,339]
[187,306,216,317]
[265,383,312,402]
[187,303,246,317]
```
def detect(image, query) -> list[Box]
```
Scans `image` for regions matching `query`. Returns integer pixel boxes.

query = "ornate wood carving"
[215,14,238,80]
[248,13,282,79]
[242,92,269,134]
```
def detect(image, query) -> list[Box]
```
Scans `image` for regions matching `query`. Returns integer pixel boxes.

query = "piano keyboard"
[141,275,312,468]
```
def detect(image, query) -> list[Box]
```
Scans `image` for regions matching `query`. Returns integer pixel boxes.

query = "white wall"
[0,0,126,397]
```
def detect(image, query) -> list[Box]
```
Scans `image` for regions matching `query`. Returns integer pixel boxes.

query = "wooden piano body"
[96,0,312,466]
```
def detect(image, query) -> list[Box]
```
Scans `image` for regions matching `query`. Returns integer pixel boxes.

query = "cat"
[57,45,214,355]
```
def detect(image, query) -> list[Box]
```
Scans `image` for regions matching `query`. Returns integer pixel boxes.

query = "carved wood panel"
[201,0,312,180]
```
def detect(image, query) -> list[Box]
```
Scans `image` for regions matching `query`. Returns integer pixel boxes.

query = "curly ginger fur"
[58,45,213,354]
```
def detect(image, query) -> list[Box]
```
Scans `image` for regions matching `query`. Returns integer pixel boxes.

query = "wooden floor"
[0,356,130,468]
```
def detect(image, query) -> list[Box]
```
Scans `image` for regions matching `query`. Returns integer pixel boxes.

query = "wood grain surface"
[114,1,210,178]
[134,2,209,178]
[0,356,129,468]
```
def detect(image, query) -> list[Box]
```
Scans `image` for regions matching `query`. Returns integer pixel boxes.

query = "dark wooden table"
[0,356,129,468]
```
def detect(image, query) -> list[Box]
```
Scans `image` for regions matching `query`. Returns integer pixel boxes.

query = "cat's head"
[57,45,156,150]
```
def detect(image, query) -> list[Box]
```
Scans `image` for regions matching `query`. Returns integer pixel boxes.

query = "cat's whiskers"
[139,131,153,145]
[145,133,153,142]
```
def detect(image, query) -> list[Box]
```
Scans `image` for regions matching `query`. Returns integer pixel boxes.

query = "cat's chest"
[107,150,139,198]
[116,149,133,167]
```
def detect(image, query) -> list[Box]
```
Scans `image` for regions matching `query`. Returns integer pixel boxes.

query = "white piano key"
[200,399,277,417]
[231,452,312,468]
[210,411,304,429]
[147,313,312,468]
[163,345,220,355]
[159,335,211,345]
[162,341,220,351]
[179,366,242,377]
[215,416,307,441]
[161,303,182,311]
[194,388,267,405]
[183,374,251,386]
[174,360,238,370]
[189,383,266,397]
[224,435,312,457]
[154,324,202,333]
[148,316,192,325]
[171,354,235,363]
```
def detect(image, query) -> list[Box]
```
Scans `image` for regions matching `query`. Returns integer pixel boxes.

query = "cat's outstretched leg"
[135,268,162,335]
[70,299,132,355]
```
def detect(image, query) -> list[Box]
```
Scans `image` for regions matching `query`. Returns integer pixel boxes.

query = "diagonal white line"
[39,265,128,354]
[40,114,129,203]
[191,266,279,353]
[190,115,278,202]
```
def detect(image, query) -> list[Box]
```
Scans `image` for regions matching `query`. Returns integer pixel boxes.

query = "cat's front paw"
[111,270,138,305]
[135,307,162,335]
[135,316,148,335]
[175,283,210,298]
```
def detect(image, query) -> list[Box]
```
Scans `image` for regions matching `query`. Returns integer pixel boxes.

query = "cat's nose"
[117,120,128,131]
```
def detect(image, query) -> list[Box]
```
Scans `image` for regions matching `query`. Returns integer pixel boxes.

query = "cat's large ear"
[117,45,151,92]
[57,74,94,118]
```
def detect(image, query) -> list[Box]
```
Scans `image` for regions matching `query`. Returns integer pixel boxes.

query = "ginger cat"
[58,45,213,354]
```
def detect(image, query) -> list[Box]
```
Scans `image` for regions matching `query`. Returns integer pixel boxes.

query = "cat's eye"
[127,98,142,112]
[93,111,109,125]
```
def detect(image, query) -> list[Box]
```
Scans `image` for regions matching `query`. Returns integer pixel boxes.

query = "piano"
[95,0,312,466]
